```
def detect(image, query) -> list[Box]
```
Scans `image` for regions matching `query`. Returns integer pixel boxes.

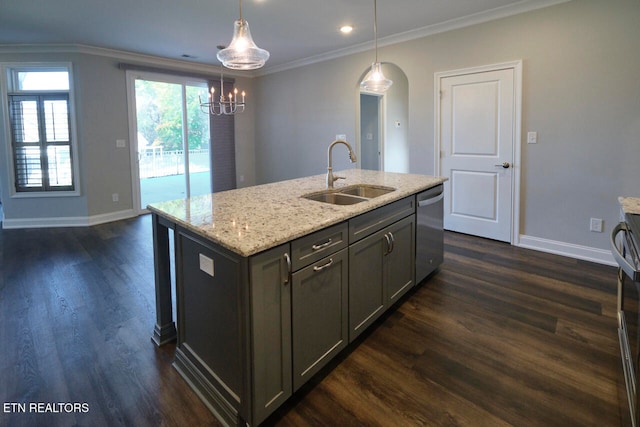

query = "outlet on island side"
[589,217,603,233]
[112,193,119,203]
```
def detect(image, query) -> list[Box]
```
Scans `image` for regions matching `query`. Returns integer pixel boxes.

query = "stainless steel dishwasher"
[416,184,444,284]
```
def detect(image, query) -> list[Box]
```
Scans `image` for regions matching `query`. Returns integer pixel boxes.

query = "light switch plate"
[527,132,537,144]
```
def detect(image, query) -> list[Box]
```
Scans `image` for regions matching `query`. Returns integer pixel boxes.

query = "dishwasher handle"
[611,222,640,282]
[418,192,444,208]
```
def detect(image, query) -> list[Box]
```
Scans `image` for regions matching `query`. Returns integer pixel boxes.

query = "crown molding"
[0,43,257,78]
[257,0,572,76]
[0,0,571,78]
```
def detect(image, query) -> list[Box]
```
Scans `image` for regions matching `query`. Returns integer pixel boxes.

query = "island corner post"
[151,212,177,346]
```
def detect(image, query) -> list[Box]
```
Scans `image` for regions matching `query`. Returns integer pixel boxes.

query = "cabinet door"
[292,248,348,391]
[348,230,386,342]
[386,215,416,304]
[249,244,292,425]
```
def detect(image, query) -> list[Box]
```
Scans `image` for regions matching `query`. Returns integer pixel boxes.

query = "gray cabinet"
[175,231,293,427]
[348,197,416,342]
[291,248,348,391]
[349,229,386,340]
[290,223,349,391]
[249,244,292,425]
[171,194,421,426]
[386,215,416,304]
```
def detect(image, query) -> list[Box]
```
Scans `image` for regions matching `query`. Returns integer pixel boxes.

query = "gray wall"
[379,64,409,173]
[253,0,640,254]
[0,52,129,221]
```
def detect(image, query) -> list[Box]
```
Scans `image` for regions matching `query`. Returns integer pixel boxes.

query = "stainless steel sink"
[338,184,395,198]
[302,192,367,205]
[301,184,396,205]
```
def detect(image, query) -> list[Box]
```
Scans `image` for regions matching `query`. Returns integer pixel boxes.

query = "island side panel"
[151,213,177,346]
[173,226,250,426]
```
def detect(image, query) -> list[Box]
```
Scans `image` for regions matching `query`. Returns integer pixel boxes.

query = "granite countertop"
[148,169,447,257]
[619,197,640,215]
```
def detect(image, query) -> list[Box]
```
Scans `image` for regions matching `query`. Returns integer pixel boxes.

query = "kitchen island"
[148,169,446,426]
[619,196,640,215]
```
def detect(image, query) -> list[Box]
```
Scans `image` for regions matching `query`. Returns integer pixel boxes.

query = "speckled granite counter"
[148,169,447,257]
[619,197,640,215]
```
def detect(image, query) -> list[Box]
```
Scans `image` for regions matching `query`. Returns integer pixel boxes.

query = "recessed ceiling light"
[340,25,353,34]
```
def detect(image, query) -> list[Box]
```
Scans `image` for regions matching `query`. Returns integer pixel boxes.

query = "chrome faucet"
[326,139,357,188]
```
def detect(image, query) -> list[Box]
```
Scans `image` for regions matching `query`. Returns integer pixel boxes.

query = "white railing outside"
[139,147,210,178]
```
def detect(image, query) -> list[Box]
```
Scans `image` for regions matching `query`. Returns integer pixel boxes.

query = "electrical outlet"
[112,193,119,202]
[590,217,603,232]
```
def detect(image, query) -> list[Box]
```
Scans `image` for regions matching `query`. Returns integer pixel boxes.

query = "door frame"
[125,70,210,215]
[434,60,522,245]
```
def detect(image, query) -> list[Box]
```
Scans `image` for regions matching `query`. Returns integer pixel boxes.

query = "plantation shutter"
[9,94,74,192]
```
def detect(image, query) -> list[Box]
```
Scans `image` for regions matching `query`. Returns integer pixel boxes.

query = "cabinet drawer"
[349,196,415,243]
[291,222,348,271]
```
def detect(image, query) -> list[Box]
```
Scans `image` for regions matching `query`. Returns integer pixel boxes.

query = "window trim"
[1,62,81,198]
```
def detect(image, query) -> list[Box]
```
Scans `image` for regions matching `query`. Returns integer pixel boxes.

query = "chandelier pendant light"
[217,0,270,70]
[360,0,392,92]
[199,69,246,115]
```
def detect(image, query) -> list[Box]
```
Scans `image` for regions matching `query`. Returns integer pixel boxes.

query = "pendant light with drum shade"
[217,0,270,70]
[360,0,392,92]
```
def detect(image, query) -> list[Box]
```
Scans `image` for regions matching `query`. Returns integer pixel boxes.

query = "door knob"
[494,162,510,169]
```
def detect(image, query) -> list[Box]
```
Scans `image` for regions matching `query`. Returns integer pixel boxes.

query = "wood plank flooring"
[0,215,630,426]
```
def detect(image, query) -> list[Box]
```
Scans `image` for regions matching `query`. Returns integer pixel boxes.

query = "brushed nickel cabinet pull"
[283,253,291,285]
[312,239,332,251]
[313,258,334,272]
[384,233,392,255]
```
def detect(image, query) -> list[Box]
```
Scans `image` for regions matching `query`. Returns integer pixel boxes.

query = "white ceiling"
[0,0,567,73]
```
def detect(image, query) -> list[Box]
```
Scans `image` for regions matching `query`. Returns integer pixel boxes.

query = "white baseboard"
[2,209,137,229]
[1,214,617,267]
[517,234,616,266]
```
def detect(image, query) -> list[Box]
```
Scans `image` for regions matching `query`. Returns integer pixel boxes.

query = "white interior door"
[437,64,520,243]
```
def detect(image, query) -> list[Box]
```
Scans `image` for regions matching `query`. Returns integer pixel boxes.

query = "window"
[3,65,77,194]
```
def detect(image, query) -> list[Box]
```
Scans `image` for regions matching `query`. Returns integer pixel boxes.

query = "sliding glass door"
[129,72,211,212]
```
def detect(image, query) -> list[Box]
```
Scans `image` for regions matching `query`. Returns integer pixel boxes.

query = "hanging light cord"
[239,0,243,21]
[374,0,379,63]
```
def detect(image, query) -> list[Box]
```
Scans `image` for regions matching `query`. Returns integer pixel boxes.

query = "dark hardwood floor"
[0,215,630,426]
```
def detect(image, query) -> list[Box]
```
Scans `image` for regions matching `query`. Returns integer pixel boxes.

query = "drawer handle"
[312,238,332,251]
[313,258,334,272]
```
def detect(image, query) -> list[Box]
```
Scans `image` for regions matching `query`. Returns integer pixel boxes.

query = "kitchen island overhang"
[147,169,447,426]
